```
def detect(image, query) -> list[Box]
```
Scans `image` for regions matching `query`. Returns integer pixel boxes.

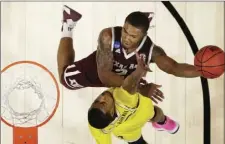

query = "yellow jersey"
[88,87,155,144]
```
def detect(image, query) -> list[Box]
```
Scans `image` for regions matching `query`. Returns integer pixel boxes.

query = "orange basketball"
[194,45,225,79]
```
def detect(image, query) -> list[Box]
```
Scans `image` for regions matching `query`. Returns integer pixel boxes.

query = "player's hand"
[139,78,148,85]
[135,52,152,75]
[139,83,164,104]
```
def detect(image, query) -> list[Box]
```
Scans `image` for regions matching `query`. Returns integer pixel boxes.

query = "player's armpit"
[151,45,201,77]
[96,28,124,87]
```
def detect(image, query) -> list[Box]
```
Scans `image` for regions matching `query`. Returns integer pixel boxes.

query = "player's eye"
[93,100,99,104]
[99,102,107,108]
[123,28,128,34]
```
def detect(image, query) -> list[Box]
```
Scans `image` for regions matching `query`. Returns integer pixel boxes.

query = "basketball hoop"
[1,61,60,144]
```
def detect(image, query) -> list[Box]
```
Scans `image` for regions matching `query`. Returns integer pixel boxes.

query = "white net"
[1,62,58,127]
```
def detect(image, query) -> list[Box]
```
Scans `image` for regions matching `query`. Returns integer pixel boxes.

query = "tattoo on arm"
[96,29,113,71]
[96,28,126,87]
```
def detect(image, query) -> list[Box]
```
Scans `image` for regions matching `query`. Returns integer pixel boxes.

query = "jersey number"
[115,68,128,76]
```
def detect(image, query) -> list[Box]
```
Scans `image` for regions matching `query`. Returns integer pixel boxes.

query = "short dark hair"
[88,108,114,129]
[125,11,150,32]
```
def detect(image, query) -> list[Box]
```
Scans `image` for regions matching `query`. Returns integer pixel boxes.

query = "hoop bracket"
[13,127,38,144]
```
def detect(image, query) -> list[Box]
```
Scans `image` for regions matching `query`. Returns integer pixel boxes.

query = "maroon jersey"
[111,26,154,77]
[61,26,154,90]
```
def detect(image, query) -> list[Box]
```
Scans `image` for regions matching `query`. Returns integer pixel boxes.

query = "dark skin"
[90,52,148,117]
[96,23,160,102]
[151,45,201,78]
[96,22,148,87]
[88,55,166,144]
[57,37,74,80]
[90,52,166,123]
[96,22,202,103]
[122,52,150,94]
[90,91,116,117]
[96,28,124,87]
[57,21,201,103]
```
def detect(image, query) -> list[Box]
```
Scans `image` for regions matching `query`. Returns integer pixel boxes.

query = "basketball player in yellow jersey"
[88,53,179,144]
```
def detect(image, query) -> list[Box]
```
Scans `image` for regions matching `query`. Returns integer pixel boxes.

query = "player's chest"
[101,106,137,134]
[112,50,148,75]
[112,59,137,76]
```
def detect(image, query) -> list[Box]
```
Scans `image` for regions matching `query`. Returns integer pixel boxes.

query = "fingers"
[148,86,164,104]
[143,71,147,77]
[152,95,163,102]
[150,83,162,88]
[151,98,158,104]
[135,51,139,58]
[139,57,145,66]
[155,89,164,98]
[146,66,152,72]
[156,84,162,88]
[140,79,148,85]
[136,51,153,73]
[135,51,147,66]
[135,51,141,61]
[150,94,164,104]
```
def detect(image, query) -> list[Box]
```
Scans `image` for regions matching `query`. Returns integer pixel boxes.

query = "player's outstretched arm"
[96,28,125,87]
[122,52,148,95]
[151,45,201,78]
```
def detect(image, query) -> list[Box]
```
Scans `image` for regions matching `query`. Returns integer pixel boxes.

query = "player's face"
[91,91,115,117]
[121,22,146,49]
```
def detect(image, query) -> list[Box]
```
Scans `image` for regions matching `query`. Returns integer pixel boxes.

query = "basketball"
[194,45,225,79]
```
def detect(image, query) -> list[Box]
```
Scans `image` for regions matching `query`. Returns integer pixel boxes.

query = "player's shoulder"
[99,27,112,38]
[112,87,132,97]
[106,87,114,93]
[105,87,124,96]
[152,45,166,57]
[98,27,112,48]
[99,26,122,38]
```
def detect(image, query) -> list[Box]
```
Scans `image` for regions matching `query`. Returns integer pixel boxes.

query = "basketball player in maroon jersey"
[57,5,201,103]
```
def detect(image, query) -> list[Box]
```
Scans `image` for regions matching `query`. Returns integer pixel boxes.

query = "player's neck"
[124,47,138,54]
[123,37,144,54]
[124,41,141,54]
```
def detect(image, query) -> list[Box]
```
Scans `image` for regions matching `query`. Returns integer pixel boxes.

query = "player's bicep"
[151,45,177,74]
[96,28,114,74]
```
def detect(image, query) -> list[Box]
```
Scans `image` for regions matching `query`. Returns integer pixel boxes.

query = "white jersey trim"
[111,27,115,51]
[63,64,84,89]
[122,35,147,59]
[147,43,155,64]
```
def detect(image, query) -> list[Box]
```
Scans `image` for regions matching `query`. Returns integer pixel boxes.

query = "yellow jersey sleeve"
[88,123,112,144]
[113,87,139,108]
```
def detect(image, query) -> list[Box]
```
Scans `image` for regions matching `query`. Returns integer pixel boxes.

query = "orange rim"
[1,60,60,128]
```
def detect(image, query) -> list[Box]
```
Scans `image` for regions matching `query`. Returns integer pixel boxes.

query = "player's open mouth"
[124,42,129,46]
